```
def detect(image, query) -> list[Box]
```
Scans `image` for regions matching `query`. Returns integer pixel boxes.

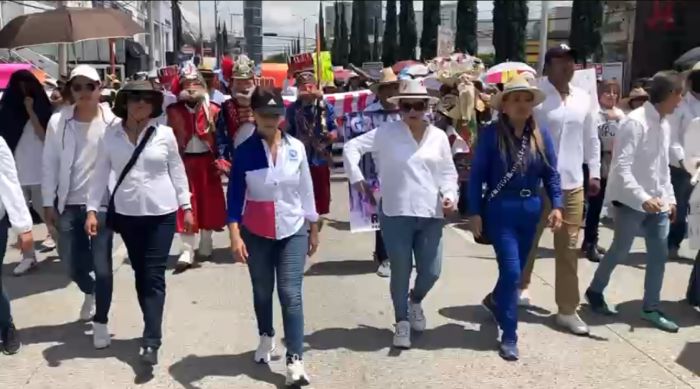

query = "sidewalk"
[0,179,699,388]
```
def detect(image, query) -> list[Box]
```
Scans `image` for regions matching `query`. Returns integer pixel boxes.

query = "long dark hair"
[496,113,551,172]
[0,70,53,152]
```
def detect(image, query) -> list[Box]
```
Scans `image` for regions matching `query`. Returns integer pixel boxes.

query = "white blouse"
[87,119,191,216]
[343,120,459,219]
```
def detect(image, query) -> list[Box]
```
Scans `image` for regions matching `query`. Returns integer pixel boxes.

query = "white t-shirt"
[15,121,44,186]
[65,120,101,205]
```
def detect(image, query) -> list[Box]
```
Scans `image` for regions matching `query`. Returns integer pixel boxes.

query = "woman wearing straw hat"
[468,75,563,361]
[619,87,649,113]
[85,80,192,363]
[343,78,459,349]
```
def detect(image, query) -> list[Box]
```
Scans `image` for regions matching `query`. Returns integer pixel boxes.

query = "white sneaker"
[556,313,590,335]
[393,321,411,349]
[254,334,275,364]
[93,322,111,349]
[41,236,57,250]
[80,294,96,321]
[517,289,531,307]
[176,249,193,268]
[13,256,37,276]
[285,356,310,386]
[408,300,426,331]
[376,260,391,278]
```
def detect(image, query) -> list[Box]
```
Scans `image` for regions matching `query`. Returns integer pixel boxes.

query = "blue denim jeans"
[242,226,308,358]
[379,211,444,323]
[0,218,11,329]
[117,212,176,349]
[669,166,692,250]
[589,203,670,311]
[486,196,542,344]
[57,206,113,323]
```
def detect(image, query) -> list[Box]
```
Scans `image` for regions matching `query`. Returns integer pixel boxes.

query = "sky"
[180,0,572,56]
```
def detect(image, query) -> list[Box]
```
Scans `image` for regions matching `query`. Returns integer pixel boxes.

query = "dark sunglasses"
[126,92,157,103]
[400,101,427,112]
[71,82,97,93]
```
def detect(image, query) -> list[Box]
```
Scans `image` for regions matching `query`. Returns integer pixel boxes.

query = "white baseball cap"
[69,65,101,83]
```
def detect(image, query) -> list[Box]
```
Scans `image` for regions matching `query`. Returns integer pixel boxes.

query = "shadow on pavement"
[168,352,287,389]
[304,260,376,276]
[4,256,70,301]
[579,299,700,331]
[19,321,154,384]
[676,341,700,376]
[304,322,498,354]
[323,218,350,232]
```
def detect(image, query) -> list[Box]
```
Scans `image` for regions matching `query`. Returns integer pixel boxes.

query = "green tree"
[264,52,288,63]
[398,0,417,60]
[382,0,398,66]
[318,1,327,51]
[331,1,340,62]
[420,0,440,60]
[493,0,528,63]
[337,2,350,66]
[568,0,603,65]
[455,0,478,55]
[372,17,380,61]
[349,0,370,65]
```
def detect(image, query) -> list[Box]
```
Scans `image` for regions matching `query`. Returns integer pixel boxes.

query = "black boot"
[1,322,21,355]
[582,243,603,263]
[140,346,158,365]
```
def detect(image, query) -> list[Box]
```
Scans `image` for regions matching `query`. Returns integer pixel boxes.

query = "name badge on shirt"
[289,149,299,161]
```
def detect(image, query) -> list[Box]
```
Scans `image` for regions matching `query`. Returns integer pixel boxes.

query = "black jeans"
[0,218,11,329]
[375,231,388,262]
[117,212,176,349]
[583,164,608,246]
[669,165,692,250]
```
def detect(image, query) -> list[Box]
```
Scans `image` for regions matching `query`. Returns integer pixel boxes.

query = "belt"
[499,188,538,198]
[184,151,212,156]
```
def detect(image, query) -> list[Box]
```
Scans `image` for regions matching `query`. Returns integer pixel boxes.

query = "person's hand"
[588,178,601,197]
[642,198,663,213]
[442,198,455,216]
[470,215,483,238]
[353,181,376,206]
[669,204,677,223]
[308,228,319,257]
[547,208,563,231]
[85,211,99,236]
[43,207,58,229]
[23,96,34,114]
[231,236,249,263]
[17,231,34,253]
[182,209,195,233]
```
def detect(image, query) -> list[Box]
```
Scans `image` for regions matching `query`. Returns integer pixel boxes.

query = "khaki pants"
[520,187,584,315]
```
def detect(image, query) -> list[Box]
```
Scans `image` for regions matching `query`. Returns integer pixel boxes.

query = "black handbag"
[474,133,530,245]
[105,126,156,233]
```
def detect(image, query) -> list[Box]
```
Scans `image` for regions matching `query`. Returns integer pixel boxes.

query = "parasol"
[674,47,700,71]
[0,7,145,49]
[484,62,536,84]
[392,60,420,74]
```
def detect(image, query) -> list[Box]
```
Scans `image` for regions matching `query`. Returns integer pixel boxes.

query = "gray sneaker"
[376,260,390,278]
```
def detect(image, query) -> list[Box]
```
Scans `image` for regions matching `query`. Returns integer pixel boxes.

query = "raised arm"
[342,128,377,185]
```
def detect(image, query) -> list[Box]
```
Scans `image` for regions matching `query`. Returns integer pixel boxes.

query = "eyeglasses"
[126,92,156,103]
[400,101,427,112]
[71,82,97,93]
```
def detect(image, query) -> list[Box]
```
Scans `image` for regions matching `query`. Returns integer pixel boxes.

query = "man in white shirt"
[519,44,602,335]
[667,62,700,259]
[42,65,116,328]
[586,72,683,333]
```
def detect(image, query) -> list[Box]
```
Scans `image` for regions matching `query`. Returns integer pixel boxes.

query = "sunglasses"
[126,92,157,103]
[400,101,427,112]
[71,82,98,93]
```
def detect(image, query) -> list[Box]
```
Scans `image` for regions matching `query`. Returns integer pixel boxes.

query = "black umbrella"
[674,47,700,70]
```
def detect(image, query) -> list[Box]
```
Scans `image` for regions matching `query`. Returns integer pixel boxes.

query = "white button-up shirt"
[536,77,601,190]
[606,102,676,212]
[343,120,459,218]
[669,92,700,167]
[0,137,33,234]
[87,120,191,216]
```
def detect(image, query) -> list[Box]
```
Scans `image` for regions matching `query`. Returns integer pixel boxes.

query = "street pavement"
[1,176,700,388]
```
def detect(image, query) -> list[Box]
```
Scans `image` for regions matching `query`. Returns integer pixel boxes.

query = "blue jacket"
[285,100,337,167]
[468,122,563,215]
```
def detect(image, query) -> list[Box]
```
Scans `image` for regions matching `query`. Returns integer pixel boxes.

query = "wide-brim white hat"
[489,75,546,111]
[387,78,439,104]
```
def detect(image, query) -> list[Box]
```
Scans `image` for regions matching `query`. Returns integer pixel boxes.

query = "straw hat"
[369,67,399,94]
[387,78,440,104]
[489,75,546,111]
[619,87,649,110]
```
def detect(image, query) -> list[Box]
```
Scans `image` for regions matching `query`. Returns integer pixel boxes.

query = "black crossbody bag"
[105,126,156,233]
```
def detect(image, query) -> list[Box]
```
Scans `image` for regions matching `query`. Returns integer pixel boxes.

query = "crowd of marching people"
[0,42,699,386]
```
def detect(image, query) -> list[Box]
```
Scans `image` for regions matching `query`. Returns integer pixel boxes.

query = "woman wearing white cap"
[343,78,459,349]
[468,76,563,361]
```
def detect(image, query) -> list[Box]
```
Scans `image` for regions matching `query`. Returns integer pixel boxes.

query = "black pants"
[375,230,388,262]
[583,164,608,246]
[687,251,700,306]
[117,212,176,349]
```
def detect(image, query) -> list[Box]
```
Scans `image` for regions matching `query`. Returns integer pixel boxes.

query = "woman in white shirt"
[85,80,192,365]
[0,136,35,355]
[343,78,459,349]
[0,70,56,275]
[227,87,318,387]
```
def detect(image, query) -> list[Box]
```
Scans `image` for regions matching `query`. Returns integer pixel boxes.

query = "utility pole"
[57,1,67,77]
[198,0,204,57]
[214,0,219,65]
[537,1,550,75]
[147,1,156,71]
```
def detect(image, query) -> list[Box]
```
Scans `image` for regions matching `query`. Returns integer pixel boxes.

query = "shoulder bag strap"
[485,133,530,202]
[109,126,157,206]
